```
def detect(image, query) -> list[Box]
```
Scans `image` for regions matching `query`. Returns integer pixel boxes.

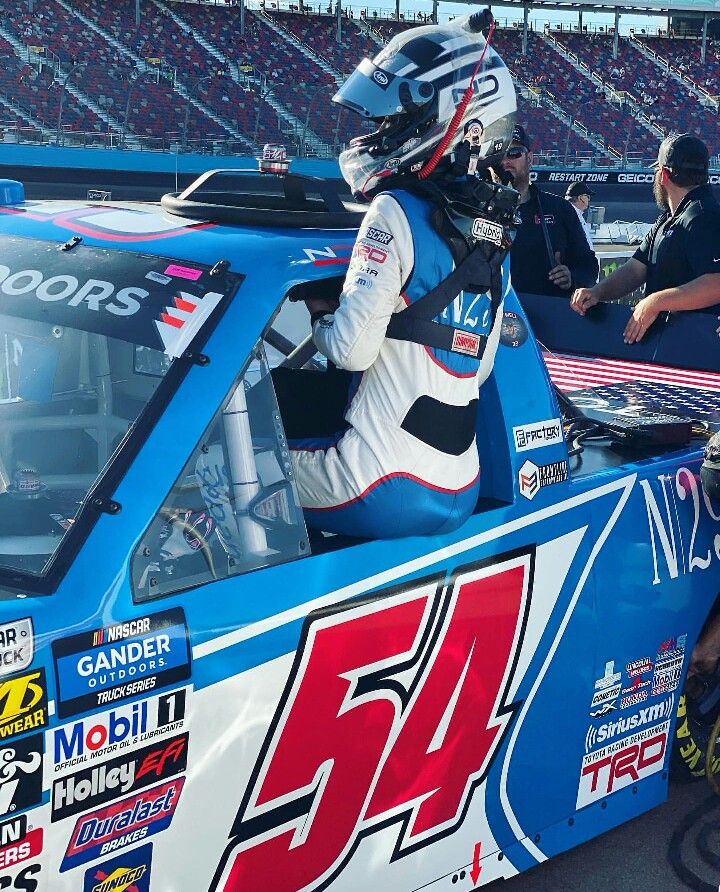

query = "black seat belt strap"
[385,247,504,358]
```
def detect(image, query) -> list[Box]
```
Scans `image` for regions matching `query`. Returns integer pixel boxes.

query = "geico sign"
[618,173,655,183]
[576,720,669,807]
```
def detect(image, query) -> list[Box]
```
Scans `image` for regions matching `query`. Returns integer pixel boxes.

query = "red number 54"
[213,548,534,892]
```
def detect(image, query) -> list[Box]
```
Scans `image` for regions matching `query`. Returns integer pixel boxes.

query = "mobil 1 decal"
[52,610,191,719]
[52,732,188,822]
[83,842,153,892]
[52,688,188,772]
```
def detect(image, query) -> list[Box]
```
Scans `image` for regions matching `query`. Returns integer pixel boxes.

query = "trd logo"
[576,721,669,807]
[353,243,387,264]
[213,549,534,892]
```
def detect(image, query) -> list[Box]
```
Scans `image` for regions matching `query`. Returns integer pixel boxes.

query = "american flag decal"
[543,352,720,393]
[155,290,224,358]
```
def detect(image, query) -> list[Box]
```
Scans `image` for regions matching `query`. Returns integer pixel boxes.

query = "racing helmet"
[333,12,517,197]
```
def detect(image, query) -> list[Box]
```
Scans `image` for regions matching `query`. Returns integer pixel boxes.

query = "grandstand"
[0,0,718,164]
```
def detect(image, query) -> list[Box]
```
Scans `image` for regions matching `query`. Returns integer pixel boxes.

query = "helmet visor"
[333,58,433,120]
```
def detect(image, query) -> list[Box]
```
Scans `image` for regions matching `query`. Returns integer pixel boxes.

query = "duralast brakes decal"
[213,549,534,892]
[61,778,184,872]
[52,610,191,719]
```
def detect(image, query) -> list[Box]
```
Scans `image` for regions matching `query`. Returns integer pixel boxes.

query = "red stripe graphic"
[161,313,185,329]
[174,296,197,313]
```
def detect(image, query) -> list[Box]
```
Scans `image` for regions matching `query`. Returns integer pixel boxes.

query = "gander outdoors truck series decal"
[52,612,191,719]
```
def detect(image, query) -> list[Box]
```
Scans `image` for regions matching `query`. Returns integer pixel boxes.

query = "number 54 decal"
[213,548,534,892]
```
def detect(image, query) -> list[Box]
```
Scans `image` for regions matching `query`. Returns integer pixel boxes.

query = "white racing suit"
[290,188,504,539]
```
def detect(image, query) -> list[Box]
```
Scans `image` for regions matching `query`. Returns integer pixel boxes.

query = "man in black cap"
[572,133,720,343]
[566,181,595,249]
[501,124,599,297]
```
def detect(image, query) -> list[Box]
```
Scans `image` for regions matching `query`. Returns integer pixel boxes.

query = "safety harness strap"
[385,245,504,358]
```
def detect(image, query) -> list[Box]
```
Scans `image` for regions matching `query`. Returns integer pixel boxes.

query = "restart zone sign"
[52,610,191,719]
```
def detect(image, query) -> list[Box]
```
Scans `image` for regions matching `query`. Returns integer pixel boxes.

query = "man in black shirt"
[501,125,599,297]
[572,133,720,343]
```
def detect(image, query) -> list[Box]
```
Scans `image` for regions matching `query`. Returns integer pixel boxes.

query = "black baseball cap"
[510,124,531,150]
[651,133,709,175]
[566,182,595,198]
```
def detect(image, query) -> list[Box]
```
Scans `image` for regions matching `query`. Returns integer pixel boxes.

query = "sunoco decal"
[0,619,33,678]
[52,610,191,719]
[61,777,184,872]
[52,733,188,822]
[83,842,153,892]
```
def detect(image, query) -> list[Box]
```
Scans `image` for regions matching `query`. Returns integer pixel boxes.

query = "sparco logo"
[472,218,503,246]
[585,696,674,752]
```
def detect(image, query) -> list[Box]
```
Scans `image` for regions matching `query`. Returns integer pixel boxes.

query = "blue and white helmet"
[333,13,517,197]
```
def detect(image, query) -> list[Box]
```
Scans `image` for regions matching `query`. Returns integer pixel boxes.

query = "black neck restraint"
[384,172,518,360]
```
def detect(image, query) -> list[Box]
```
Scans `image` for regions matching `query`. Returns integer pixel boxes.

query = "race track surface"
[505,779,716,891]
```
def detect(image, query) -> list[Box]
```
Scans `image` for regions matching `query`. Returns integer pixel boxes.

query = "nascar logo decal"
[213,548,534,892]
[52,610,191,720]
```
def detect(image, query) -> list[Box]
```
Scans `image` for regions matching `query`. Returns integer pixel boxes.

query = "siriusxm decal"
[52,610,191,719]
[83,843,153,892]
[61,777,184,872]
